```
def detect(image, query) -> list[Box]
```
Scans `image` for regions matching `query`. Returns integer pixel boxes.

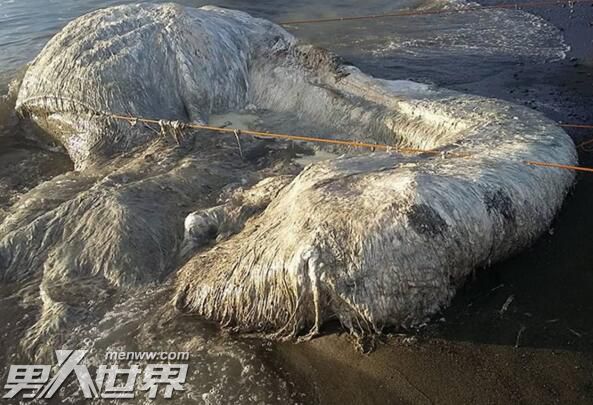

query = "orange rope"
[110,113,445,156]
[559,123,593,129]
[524,160,593,173]
[108,113,593,174]
[280,0,592,25]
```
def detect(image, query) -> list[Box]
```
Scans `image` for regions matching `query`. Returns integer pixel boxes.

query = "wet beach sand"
[266,4,593,404]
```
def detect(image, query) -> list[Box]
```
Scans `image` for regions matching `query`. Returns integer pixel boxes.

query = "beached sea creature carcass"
[2,3,576,351]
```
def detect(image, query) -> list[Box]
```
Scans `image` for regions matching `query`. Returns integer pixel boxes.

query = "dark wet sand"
[268,4,593,404]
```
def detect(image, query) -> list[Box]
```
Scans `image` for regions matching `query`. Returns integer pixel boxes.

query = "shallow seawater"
[0,0,568,84]
[294,151,342,167]
[209,112,261,130]
[0,0,574,403]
